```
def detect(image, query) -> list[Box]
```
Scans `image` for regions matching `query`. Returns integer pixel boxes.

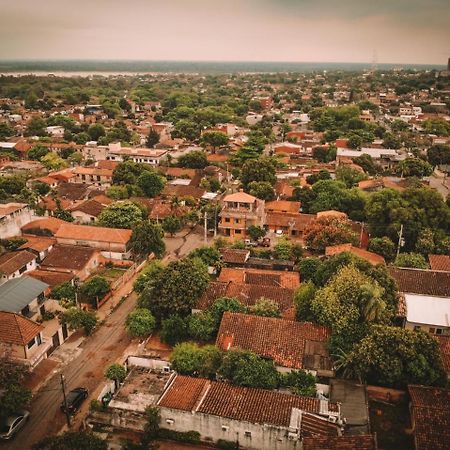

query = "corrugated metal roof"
[0,276,49,312]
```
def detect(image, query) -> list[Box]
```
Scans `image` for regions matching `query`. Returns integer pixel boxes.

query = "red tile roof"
[388,268,450,297]
[325,244,385,265]
[216,312,330,370]
[437,336,450,374]
[0,311,42,346]
[41,245,99,271]
[19,235,56,253]
[223,192,257,203]
[428,254,450,272]
[266,212,316,232]
[408,385,450,450]
[265,200,301,214]
[219,248,250,265]
[218,268,300,289]
[159,375,339,428]
[22,217,66,236]
[303,435,377,450]
[55,223,132,245]
[0,250,36,275]
[27,269,74,287]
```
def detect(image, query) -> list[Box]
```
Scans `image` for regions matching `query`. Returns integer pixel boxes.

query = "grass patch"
[369,399,414,450]
[98,268,126,280]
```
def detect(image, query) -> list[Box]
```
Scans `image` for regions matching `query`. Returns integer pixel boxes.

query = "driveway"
[3,290,138,450]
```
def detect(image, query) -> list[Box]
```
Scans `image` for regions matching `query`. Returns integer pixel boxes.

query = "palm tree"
[359,283,386,323]
[332,347,362,383]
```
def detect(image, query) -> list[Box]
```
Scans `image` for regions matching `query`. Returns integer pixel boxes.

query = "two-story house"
[0,250,38,286]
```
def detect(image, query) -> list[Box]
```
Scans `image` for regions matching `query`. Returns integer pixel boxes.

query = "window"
[36,334,42,345]
[221,425,229,432]
[436,329,443,335]
[244,431,252,438]
[235,229,241,234]
[235,219,240,224]
[27,338,35,349]
[429,327,436,334]
[166,419,174,425]
[413,325,421,331]
[225,218,230,223]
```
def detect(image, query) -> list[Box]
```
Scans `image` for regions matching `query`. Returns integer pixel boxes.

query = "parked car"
[260,237,271,247]
[244,239,258,247]
[0,410,30,440]
[60,387,88,415]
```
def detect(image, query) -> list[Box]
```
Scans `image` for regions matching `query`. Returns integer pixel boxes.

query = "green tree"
[139,257,209,319]
[98,201,145,229]
[273,237,294,260]
[61,308,98,335]
[80,276,110,305]
[394,252,429,269]
[336,166,368,188]
[188,311,217,341]
[87,123,106,141]
[177,151,208,169]
[306,170,331,185]
[427,144,450,167]
[137,171,166,198]
[353,154,380,175]
[25,116,47,137]
[294,281,317,322]
[0,122,14,139]
[126,308,156,338]
[201,131,229,152]
[209,297,247,327]
[160,315,190,346]
[112,160,151,185]
[170,342,203,375]
[33,431,107,450]
[51,282,76,301]
[134,260,165,293]
[368,237,396,262]
[415,228,436,255]
[280,370,317,397]
[247,225,266,241]
[105,363,127,389]
[40,152,68,170]
[143,407,160,444]
[162,215,183,236]
[312,145,336,163]
[248,181,275,200]
[241,157,276,189]
[129,220,165,259]
[188,246,222,270]
[28,144,50,161]
[146,128,160,148]
[397,158,433,178]
[249,298,281,318]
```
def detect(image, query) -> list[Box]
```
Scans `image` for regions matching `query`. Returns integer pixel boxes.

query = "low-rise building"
[218,267,300,289]
[73,166,113,187]
[106,143,167,166]
[0,203,34,238]
[325,244,385,265]
[0,250,38,285]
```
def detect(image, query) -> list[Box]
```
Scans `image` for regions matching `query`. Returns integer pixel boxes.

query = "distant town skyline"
[0,0,449,65]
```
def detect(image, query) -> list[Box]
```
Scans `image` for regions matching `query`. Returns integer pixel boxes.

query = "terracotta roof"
[437,336,450,374]
[22,217,66,236]
[0,203,27,218]
[219,248,250,265]
[0,311,43,346]
[69,199,107,217]
[428,254,450,272]
[74,167,113,177]
[266,212,316,232]
[27,269,74,288]
[274,181,296,199]
[223,192,258,203]
[218,267,300,289]
[159,375,339,428]
[57,182,89,201]
[0,250,36,275]
[325,244,385,265]
[316,210,348,219]
[97,160,119,170]
[19,235,56,253]
[388,268,450,297]
[217,312,331,370]
[160,167,197,179]
[162,184,205,199]
[41,245,99,271]
[265,200,301,213]
[149,202,189,220]
[303,435,377,450]
[55,223,132,245]
[408,385,450,450]
[197,281,295,317]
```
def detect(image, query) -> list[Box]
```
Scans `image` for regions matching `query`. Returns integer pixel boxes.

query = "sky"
[0,0,449,64]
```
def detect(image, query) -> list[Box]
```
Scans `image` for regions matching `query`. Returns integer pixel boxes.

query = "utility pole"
[214,202,218,238]
[396,224,404,258]
[204,210,208,245]
[60,374,71,428]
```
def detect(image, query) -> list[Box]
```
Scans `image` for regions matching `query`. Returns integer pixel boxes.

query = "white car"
[0,410,30,440]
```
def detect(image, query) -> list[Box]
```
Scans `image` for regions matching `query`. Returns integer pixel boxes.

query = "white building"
[0,203,34,238]
[106,143,167,166]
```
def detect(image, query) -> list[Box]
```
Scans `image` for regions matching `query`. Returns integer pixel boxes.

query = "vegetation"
[125,308,156,338]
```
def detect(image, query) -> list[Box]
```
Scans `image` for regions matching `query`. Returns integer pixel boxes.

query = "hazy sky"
[0,0,449,64]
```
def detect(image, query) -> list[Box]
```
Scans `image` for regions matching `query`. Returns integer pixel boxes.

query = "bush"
[157,429,201,444]
[394,252,429,269]
[249,298,281,318]
[280,370,317,397]
[217,440,239,450]
[160,315,190,346]
[188,311,217,341]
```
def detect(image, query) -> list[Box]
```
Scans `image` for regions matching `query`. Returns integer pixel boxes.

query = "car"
[0,410,30,440]
[60,387,88,415]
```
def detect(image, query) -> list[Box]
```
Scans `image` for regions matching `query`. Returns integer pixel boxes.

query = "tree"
[28,144,50,161]
[162,215,183,236]
[201,131,229,152]
[306,170,331,185]
[415,228,436,255]
[32,181,51,196]
[312,145,336,163]
[40,153,68,170]
[87,123,106,141]
[347,134,363,149]
[98,201,145,229]
[134,260,165,294]
[353,154,380,175]
[294,281,317,322]
[112,161,150,185]
[188,311,217,341]
[143,406,160,444]
[105,364,127,389]
[347,326,446,388]
[160,315,190,346]
[170,342,203,376]
[126,308,156,338]
[280,370,316,397]
[368,237,396,262]
[249,298,281,318]
[188,246,222,270]
[146,128,160,148]
[241,157,276,189]
[129,220,165,259]
[51,282,76,301]
[382,133,401,149]
[394,252,429,269]
[137,171,166,198]
[248,181,275,200]
[427,144,450,167]
[247,225,266,241]
[25,116,47,137]
[80,276,110,306]
[304,216,358,253]
[397,158,433,178]
[177,151,208,169]
[139,257,210,319]
[119,97,131,111]
[209,297,247,327]
[61,308,98,335]
[33,431,107,450]
[273,237,294,260]
[0,122,14,139]
[218,349,279,389]
[336,166,367,188]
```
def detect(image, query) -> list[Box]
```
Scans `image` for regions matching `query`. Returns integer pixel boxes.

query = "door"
[47,332,61,356]
[62,323,68,341]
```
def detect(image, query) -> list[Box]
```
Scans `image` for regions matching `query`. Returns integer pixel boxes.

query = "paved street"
[2,289,138,450]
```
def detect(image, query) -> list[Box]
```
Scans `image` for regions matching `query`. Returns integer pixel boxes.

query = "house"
[69,197,111,224]
[265,200,301,214]
[216,312,332,376]
[265,212,316,238]
[219,248,250,267]
[0,311,51,369]
[219,192,266,239]
[336,148,405,171]
[157,374,343,450]
[19,234,56,262]
[408,385,450,450]
[73,166,113,187]
[325,244,385,265]
[0,276,49,321]
[0,250,38,285]
[21,217,66,236]
[218,267,300,289]
[197,281,295,319]
[428,254,450,272]
[54,223,132,260]
[27,269,74,290]
[0,203,34,238]
[106,143,167,166]
[303,435,377,450]
[40,245,100,281]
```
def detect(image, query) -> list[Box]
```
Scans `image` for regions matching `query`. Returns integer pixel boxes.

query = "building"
[219,192,266,239]
[428,254,450,272]
[216,312,332,376]
[0,311,51,369]
[0,203,34,238]
[336,148,405,170]
[218,267,300,289]
[219,248,250,267]
[265,201,301,214]
[0,276,49,321]
[265,212,316,238]
[73,166,113,187]
[325,244,385,265]
[0,250,38,285]
[54,223,132,260]
[19,235,56,262]
[157,375,343,450]
[69,197,111,224]
[408,385,450,450]
[106,143,167,166]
